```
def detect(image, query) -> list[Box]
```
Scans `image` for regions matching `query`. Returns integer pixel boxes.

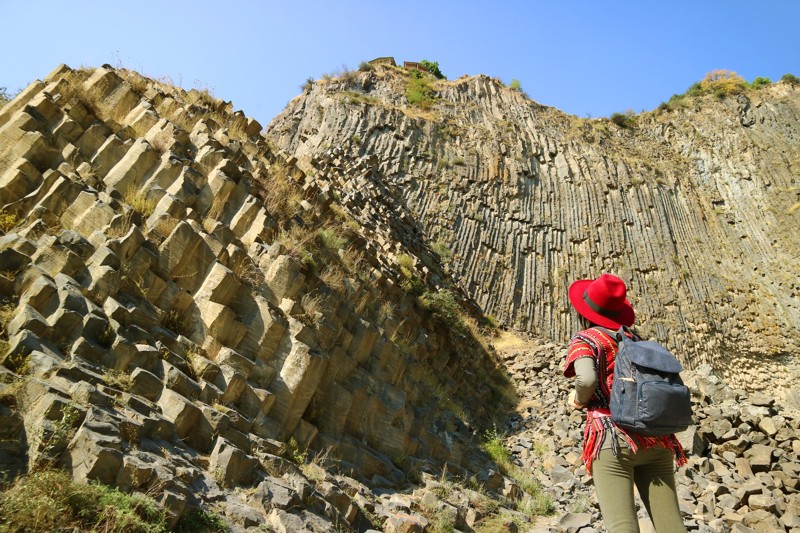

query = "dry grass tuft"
[230,254,264,287]
[122,186,157,218]
[299,293,325,327]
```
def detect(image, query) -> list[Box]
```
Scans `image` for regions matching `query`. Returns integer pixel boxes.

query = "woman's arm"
[572,357,597,407]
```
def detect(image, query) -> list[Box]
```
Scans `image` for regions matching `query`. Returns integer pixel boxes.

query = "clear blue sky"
[2,1,799,126]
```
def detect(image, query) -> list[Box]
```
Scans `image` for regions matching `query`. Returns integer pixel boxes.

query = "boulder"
[209,437,258,487]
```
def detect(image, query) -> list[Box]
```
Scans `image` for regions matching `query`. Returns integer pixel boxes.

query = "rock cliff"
[266,64,800,393]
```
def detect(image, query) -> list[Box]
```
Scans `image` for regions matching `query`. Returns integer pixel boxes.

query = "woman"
[563,273,687,532]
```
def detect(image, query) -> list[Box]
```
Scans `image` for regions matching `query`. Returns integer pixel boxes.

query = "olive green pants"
[592,446,687,533]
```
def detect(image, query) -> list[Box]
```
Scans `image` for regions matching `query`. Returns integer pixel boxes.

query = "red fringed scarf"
[564,327,688,475]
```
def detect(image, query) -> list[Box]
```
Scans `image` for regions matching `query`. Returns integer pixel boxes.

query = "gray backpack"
[600,327,693,436]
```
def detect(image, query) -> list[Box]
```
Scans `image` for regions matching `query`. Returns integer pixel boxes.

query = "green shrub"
[609,110,637,128]
[283,437,308,465]
[781,73,800,85]
[432,240,453,262]
[420,59,445,79]
[684,81,704,97]
[397,254,416,276]
[0,469,168,532]
[508,78,529,98]
[751,76,771,89]
[420,288,464,329]
[481,427,511,464]
[518,493,556,517]
[406,71,436,108]
[301,77,314,92]
[401,276,426,297]
[316,227,347,251]
[358,61,374,72]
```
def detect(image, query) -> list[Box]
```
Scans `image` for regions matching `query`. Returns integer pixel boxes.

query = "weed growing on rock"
[104,369,133,392]
[481,427,511,464]
[663,69,762,110]
[473,511,524,533]
[160,309,192,338]
[424,507,456,533]
[316,227,347,251]
[176,507,227,532]
[231,254,264,287]
[480,427,554,518]
[277,226,318,270]
[701,69,748,97]
[378,300,396,323]
[123,186,157,218]
[0,302,22,373]
[0,211,20,234]
[507,79,529,98]
[299,292,324,327]
[431,240,453,265]
[397,254,426,296]
[107,210,134,238]
[283,437,308,465]
[319,264,347,294]
[1,350,27,375]
[35,404,82,470]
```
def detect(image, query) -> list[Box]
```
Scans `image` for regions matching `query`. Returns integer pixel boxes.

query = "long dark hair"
[577,314,598,330]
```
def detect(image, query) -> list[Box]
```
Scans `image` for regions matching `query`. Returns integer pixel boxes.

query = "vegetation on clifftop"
[660,69,799,111]
[0,87,12,107]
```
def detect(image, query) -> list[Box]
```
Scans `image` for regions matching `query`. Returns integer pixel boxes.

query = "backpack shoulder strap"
[593,326,619,340]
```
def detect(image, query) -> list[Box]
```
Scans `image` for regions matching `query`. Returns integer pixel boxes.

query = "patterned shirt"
[563,327,688,475]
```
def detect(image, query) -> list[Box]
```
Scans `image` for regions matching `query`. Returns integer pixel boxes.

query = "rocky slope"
[0,64,515,530]
[265,64,800,395]
[497,333,800,532]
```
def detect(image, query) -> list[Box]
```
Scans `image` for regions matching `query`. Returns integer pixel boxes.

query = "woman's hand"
[568,390,586,410]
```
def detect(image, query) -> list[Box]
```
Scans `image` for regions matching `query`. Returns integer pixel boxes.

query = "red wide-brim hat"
[568,274,635,330]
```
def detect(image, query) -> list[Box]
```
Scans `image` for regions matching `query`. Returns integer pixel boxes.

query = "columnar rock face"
[265,67,800,393]
[0,65,512,524]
